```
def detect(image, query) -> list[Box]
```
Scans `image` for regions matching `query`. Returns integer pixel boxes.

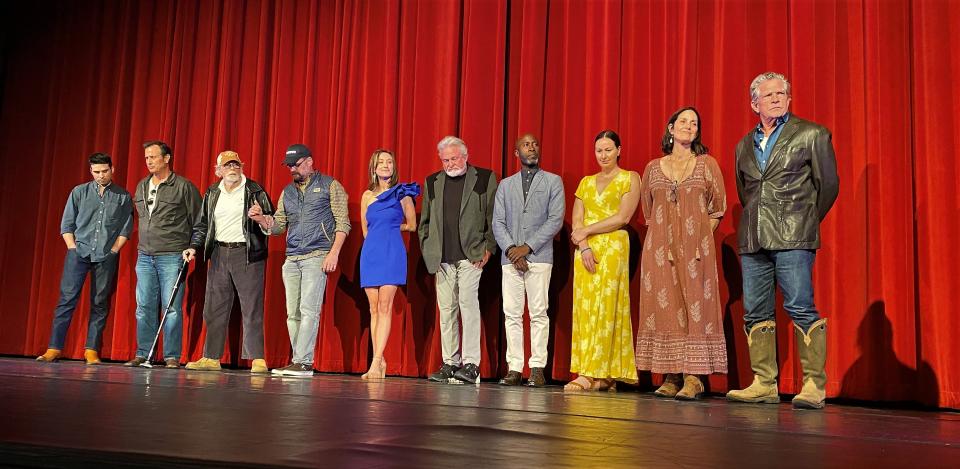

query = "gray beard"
[444,167,467,178]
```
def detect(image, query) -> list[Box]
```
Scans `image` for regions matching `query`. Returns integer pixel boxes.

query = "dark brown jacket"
[734,115,839,254]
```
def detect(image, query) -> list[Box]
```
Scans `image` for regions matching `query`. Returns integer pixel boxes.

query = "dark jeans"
[201,245,265,359]
[741,249,820,331]
[48,248,119,350]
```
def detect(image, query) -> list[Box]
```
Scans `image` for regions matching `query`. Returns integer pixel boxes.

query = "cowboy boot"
[792,319,827,409]
[727,321,780,403]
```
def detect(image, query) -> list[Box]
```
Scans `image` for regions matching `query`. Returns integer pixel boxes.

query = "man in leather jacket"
[182,151,274,374]
[727,72,839,409]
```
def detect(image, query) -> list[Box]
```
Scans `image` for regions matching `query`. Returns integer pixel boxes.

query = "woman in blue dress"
[359,149,419,380]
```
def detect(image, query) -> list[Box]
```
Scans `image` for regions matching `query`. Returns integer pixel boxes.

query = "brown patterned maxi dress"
[635,155,728,375]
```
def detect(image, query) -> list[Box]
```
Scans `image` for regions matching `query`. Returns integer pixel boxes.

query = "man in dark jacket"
[126,141,201,368]
[727,72,839,409]
[182,151,274,374]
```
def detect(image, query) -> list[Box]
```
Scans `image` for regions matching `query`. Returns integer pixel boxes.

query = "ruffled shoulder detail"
[393,182,421,199]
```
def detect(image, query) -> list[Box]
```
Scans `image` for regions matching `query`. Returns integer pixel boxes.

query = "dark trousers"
[48,249,119,350]
[202,245,266,359]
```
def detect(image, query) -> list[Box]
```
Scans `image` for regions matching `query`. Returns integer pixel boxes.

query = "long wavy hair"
[367,148,398,191]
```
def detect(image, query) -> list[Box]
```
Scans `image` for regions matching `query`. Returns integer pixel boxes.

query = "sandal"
[654,374,682,398]
[564,376,596,392]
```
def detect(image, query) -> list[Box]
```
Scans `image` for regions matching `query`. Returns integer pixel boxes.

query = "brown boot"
[727,321,780,403]
[792,319,827,409]
[675,375,704,401]
[36,349,61,362]
[83,349,101,365]
[653,373,682,398]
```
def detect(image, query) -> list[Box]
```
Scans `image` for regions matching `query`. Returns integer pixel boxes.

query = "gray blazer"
[735,115,839,254]
[492,169,565,265]
[418,165,499,275]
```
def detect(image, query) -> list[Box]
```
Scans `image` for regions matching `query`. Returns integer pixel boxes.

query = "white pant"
[436,260,483,366]
[501,262,552,372]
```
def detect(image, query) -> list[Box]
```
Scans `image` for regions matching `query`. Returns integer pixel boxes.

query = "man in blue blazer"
[492,134,565,387]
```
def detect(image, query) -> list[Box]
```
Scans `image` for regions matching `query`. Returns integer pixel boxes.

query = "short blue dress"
[359,183,421,288]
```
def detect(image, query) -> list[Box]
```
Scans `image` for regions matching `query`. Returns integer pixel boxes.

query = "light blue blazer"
[492,169,565,265]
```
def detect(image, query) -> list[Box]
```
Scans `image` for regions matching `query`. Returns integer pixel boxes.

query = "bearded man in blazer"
[419,136,499,385]
[727,72,839,409]
[492,134,564,387]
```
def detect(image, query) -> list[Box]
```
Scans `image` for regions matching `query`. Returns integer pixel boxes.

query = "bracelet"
[580,247,592,253]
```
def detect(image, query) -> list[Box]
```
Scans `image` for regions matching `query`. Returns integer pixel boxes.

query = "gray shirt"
[60,181,133,262]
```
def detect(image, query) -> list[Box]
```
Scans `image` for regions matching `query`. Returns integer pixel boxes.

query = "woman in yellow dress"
[565,130,642,392]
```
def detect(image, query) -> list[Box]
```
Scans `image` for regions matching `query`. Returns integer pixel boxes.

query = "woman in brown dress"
[635,107,728,400]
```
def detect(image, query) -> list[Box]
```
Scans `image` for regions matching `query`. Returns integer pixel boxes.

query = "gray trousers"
[436,260,483,366]
[282,254,327,366]
[201,245,265,359]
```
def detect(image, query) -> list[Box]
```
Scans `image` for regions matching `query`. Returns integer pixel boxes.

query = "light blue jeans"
[281,255,327,366]
[135,252,186,360]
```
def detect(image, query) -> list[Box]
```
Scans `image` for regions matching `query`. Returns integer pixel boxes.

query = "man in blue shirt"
[37,153,133,365]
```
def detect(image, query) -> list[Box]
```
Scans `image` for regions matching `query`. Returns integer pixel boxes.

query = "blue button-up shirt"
[60,181,134,262]
[752,113,790,172]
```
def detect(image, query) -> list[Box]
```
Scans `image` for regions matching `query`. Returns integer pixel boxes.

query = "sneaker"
[164,358,180,369]
[185,357,222,371]
[272,363,313,377]
[124,356,147,367]
[428,363,460,382]
[453,363,480,384]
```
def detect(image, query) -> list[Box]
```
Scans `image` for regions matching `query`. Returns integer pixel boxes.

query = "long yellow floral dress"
[570,170,638,383]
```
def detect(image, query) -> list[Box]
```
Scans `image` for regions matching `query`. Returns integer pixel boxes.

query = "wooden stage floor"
[0,357,958,468]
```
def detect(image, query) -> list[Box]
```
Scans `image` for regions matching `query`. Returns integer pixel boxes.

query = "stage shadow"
[721,205,745,390]
[840,301,939,408]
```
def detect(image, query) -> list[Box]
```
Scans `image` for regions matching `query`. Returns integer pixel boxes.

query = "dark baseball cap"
[284,144,312,166]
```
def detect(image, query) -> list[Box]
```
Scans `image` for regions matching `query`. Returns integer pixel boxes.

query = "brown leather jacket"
[734,115,839,254]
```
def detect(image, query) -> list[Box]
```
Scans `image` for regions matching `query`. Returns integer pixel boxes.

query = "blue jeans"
[281,255,327,366]
[741,249,820,331]
[48,248,119,350]
[135,252,186,360]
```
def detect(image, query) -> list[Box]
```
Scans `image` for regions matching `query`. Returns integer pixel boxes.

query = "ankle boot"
[36,348,61,362]
[727,321,780,403]
[84,349,101,365]
[675,374,704,400]
[653,373,682,398]
[792,319,827,409]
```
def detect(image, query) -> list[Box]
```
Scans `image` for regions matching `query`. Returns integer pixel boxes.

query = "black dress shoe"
[453,363,480,384]
[499,370,522,386]
[527,367,546,387]
[428,363,460,382]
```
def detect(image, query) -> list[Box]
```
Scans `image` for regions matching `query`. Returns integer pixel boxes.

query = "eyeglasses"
[222,161,241,169]
[147,188,156,206]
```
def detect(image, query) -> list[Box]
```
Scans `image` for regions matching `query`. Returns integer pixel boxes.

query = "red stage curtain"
[0,0,957,408]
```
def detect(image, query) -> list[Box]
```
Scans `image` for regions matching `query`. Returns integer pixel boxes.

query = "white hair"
[437,136,468,158]
[749,72,791,102]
